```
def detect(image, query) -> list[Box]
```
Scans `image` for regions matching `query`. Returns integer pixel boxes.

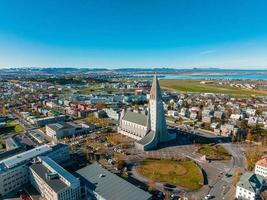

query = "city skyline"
[1,0,267,69]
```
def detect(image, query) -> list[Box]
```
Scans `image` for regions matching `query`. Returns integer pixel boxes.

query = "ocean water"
[161,74,267,80]
[134,71,267,80]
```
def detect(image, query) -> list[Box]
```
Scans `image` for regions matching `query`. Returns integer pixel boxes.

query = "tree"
[96,102,106,110]
[147,180,156,193]
[239,120,248,129]
[116,159,126,170]
[246,129,253,142]
[1,106,7,116]
[232,168,241,185]
[262,136,267,147]
[246,146,263,171]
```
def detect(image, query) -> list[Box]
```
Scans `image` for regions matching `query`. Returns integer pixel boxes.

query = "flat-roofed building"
[103,108,121,121]
[30,156,80,200]
[33,115,68,127]
[46,122,75,140]
[75,162,152,200]
[0,143,69,197]
[46,122,95,141]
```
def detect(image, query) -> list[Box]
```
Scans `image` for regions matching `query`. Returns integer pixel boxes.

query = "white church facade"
[118,75,176,151]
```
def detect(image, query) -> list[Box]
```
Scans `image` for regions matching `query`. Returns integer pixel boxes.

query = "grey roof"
[237,172,264,193]
[46,122,74,132]
[0,145,51,170]
[39,156,79,186]
[122,111,147,126]
[30,163,68,193]
[76,162,152,200]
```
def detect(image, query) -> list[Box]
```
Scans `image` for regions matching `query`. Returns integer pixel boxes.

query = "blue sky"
[0,0,267,68]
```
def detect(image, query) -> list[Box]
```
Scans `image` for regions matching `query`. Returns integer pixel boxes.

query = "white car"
[204,194,212,200]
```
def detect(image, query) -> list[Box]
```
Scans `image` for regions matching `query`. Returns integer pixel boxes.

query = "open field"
[77,83,102,94]
[197,144,231,160]
[137,158,204,190]
[160,79,267,96]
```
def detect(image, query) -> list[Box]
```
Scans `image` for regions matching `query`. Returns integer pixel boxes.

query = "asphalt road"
[208,143,246,200]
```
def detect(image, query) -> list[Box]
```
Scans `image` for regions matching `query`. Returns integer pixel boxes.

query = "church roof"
[137,130,156,145]
[122,111,147,126]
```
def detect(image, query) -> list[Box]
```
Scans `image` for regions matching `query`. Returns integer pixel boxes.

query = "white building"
[46,122,75,140]
[235,172,264,200]
[230,114,243,121]
[168,110,179,118]
[0,144,69,197]
[118,75,176,151]
[30,156,80,200]
[46,122,94,141]
[255,156,267,178]
[103,108,121,121]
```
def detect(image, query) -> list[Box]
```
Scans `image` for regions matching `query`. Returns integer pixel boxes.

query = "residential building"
[214,111,224,119]
[255,156,267,178]
[235,172,265,200]
[180,107,189,118]
[103,108,121,121]
[202,116,213,124]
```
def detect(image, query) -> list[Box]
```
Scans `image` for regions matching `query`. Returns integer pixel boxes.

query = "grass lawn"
[137,159,204,190]
[160,79,267,97]
[0,138,5,149]
[77,83,107,94]
[0,121,24,135]
[198,144,231,160]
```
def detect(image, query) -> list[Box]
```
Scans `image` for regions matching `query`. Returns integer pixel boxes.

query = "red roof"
[256,155,267,168]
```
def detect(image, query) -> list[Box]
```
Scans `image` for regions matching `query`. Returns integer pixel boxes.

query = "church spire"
[150,74,162,101]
